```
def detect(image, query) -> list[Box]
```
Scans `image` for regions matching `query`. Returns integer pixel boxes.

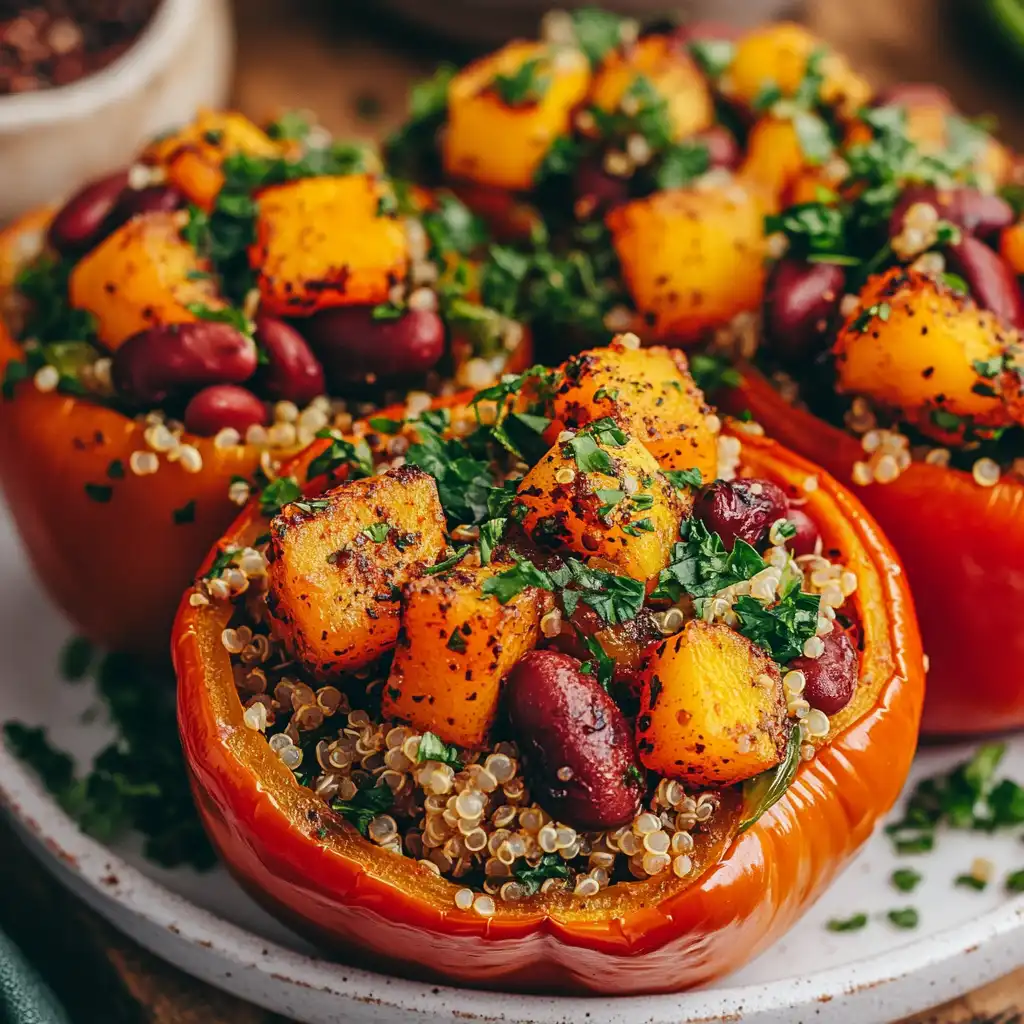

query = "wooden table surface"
[3,0,1024,1021]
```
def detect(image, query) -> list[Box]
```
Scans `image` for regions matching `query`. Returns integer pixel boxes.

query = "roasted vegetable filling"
[191,337,861,908]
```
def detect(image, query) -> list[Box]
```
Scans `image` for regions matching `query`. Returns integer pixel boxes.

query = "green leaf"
[651,518,766,603]
[887,907,919,930]
[688,353,741,396]
[423,546,471,576]
[930,408,964,432]
[850,301,892,334]
[655,141,711,190]
[570,8,625,67]
[202,546,243,580]
[490,56,551,106]
[307,429,374,482]
[84,483,113,504]
[368,416,404,434]
[421,193,488,259]
[596,487,625,518]
[688,38,734,79]
[734,582,821,663]
[826,913,869,933]
[579,634,615,691]
[265,111,311,141]
[258,476,302,517]
[418,731,463,769]
[514,853,570,895]
[172,499,197,525]
[330,784,394,837]
[752,80,784,112]
[792,111,834,165]
[481,552,556,604]
[764,201,846,259]
[479,518,507,565]
[185,302,251,335]
[60,636,95,682]
[665,468,704,492]
[954,873,988,891]
[891,868,923,893]
[1006,869,1024,893]
[738,725,802,832]
[534,134,582,185]
[362,522,391,543]
[562,559,645,626]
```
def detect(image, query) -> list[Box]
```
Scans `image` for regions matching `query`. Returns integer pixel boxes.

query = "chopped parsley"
[826,913,869,933]
[259,476,303,517]
[765,202,846,260]
[446,630,468,653]
[688,38,734,80]
[420,193,488,259]
[418,731,463,770]
[84,483,113,503]
[569,8,625,68]
[850,301,892,334]
[954,873,988,892]
[579,634,615,691]
[651,518,766,602]
[655,141,711,190]
[367,416,404,434]
[734,579,820,663]
[172,499,197,525]
[14,255,98,345]
[738,725,802,832]
[1007,870,1024,893]
[60,636,95,682]
[423,546,471,576]
[887,907,919,930]
[688,353,741,397]
[792,111,834,164]
[885,743,1024,855]
[890,868,923,893]
[185,302,251,335]
[490,56,551,107]
[514,853,570,896]
[361,522,391,543]
[203,546,243,580]
[481,552,556,604]
[563,419,628,475]
[930,409,964,433]
[265,111,311,141]
[306,429,374,481]
[479,518,507,565]
[330,784,394,837]
[559,560,645,626]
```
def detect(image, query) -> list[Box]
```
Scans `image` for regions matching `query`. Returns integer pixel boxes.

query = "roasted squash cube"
[250,175,408,317]
[636,620,788,787]
[69,212,221,350]
[383,563,543,748]
[607,184,766,343]
[443,41,591,192]
[833,267,1014,437]
[144,110,283,210]
[266,466,446,678]
[514,427,684,582]
[590,35,713,143]
[553,339,719,485]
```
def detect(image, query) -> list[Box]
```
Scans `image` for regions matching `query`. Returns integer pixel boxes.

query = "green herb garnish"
[738,725,802,832]
[418,731,463,770]
[887,907,919,930]
[826,913,869,933]
[330,784,394,837]
[891,868,923,893]
[490,56,551,107]
[514,853,570,896]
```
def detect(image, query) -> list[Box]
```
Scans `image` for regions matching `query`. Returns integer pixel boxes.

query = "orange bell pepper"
[174,401,923,995]
[725,364,1023,735]
[0,211,299,655]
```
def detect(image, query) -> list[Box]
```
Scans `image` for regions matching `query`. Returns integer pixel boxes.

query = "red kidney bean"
[505,650,644,831]
[889,185,1014,242]
[783,506,820,557]
[254,316,326,406]
[945,235,1024,330]
[184,385,268,437]
[572,158,631,214]
[696,125,741,170]
[304,307,445,387]
[112,321,258,406]
[47,169,129,254]
[874,82,954,112]
[789,628,859,715]
[113,185,185,222]
[764,258,846,363]
[694,478,790,551]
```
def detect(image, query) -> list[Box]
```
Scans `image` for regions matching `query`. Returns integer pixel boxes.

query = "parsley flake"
[514,853,570,896]
[826,913,869,933]
[891,868,922,893]
[362,522,391,543]
[330,785,394,837]
[418,731,463,769]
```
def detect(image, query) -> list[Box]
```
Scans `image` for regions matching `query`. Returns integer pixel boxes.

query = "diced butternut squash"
[552,339,719,484]
[636,620,787,786]
[607,183,766,343]
[739,117,808,211]
[1002,221,1024,276]
[443,41,591,192]
[68,212,221,350]
[145,110,283,210]
[833,267,1016,436]
[265,466,446,678]
[727,23,870,118]
[589,35,713,142]
[514,428,684,582]
[383,563,544,748]
[250,175,408,316]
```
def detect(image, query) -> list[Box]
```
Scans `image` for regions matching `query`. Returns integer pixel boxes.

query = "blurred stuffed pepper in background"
[0,109,532,655]
[715,71,1023,734]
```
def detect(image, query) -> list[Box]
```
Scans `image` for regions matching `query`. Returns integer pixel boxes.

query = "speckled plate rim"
[2,742,1023,1024]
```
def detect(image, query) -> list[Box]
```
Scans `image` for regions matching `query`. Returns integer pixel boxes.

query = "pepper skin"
[0,211,298,655]
[726,364,1024,735]
[174,407,924,995]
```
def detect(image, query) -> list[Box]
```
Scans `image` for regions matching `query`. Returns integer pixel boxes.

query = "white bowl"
[0,0,234,224]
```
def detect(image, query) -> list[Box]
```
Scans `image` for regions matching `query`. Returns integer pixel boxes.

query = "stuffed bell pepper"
[386,17,877,352]
[175,336,924,994]
[716,76,1023,734]
[0,110,532,654]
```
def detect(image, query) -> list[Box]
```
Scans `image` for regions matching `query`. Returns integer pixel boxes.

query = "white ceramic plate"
[0,503,1022,1024]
